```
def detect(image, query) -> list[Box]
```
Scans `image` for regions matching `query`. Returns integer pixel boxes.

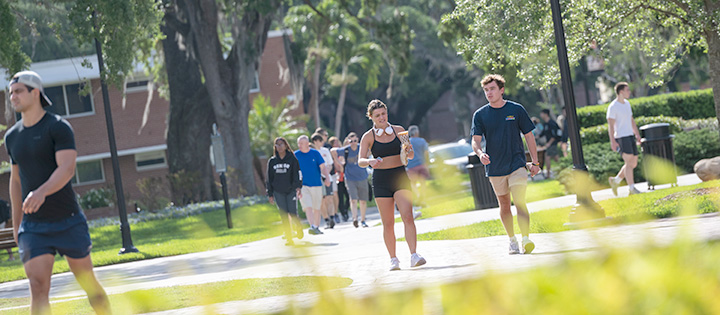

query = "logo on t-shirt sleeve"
[505,115,516,121]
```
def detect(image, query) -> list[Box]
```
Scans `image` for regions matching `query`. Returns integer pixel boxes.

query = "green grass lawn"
[0,276,352,314]
[414,180,720,241]
[396,179,566,223]
[0,203,289,283]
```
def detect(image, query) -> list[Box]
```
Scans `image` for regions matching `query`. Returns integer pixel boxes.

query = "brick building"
[0,30,295,218]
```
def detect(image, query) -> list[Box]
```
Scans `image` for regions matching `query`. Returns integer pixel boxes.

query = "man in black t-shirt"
[540,109,562,179]
[6,71,110,314]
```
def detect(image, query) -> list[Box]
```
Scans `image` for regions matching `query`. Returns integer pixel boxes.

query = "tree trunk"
[181,0,278,196]
[283,34,305,112]
[310,42,322,127]
[705,28,720,140]
[334,65,349,137]
[162,11,218,204]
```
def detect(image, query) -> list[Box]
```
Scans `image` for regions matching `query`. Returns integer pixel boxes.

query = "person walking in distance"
[266,137,303,246]
[295,135,332,235]
[311,133,336,228]
[6,71,111,314]
[342,132,370,228]
[471,74,540,255]
[405,125,430,207]
[359,99,426,270]
[557,107,569,157]
[539,109,562,179]
[607,82,643,196]
[329,137,349,222]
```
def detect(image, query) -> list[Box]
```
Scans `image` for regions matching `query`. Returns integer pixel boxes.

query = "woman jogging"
[358,99,426,270]
[266,137,303,245]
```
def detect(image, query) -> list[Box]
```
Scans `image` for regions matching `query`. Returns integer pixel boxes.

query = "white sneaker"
[522,237,535,254]
[389,257,400,271]
[509,239,520,255]
[608,177,619,196]
[410,253,426,267]
[629,187,643,195]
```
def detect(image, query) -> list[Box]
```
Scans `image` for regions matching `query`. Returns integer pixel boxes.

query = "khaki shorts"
[489,167,527,196]
[300,186,323,210]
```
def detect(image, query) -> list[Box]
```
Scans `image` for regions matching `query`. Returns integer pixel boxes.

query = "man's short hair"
[481,74,505,90]
[314,127,327,136]
[408,125,419,137]
[311,133,324,143]
[540,109,551,116]
[297,135,309,143]
[614,82,629,95]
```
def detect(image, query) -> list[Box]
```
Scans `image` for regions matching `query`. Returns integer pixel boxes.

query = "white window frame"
[46,81,96,119]
[250,71,260,93]
[125,79,151,94]
[72,159,106,186]
[135,150,168,171]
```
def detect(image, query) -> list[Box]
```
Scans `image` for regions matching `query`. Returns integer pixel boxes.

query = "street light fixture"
[549,0,606,223]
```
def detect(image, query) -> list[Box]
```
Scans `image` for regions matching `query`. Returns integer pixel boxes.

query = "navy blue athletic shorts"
[18,212,92,264]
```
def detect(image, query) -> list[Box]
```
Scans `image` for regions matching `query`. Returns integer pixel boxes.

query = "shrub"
[556,142,644,189]
[79,188,115,210]
[673,128,720,173]
[136,177,171,212]
[579,116,683,145]
[576,89,715,128]
[681,117,719,131]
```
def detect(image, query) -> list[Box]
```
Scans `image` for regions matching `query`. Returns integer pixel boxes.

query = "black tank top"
[371,127,402,158]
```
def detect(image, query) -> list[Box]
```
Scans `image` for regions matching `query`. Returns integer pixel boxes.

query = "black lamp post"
[549,0,605,222]
[93,11,139,254]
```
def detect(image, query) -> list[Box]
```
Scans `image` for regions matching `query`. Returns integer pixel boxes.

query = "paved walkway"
[0,174,715,314]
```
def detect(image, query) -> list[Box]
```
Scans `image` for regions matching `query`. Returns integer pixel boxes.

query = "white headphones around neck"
[374,124,393,136]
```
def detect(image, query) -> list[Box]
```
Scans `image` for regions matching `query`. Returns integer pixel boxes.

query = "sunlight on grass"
[0,203,286,283]
[1,276,352,315]
[415,180,720,241]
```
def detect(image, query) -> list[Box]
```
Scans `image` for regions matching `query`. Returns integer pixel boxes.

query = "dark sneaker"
[315,227,324,235]
[326,218,335,229]
[353,220,359,228]
[608,177,619,196]
[334,215,341,224]
[361,221,369,228]
[308,228,319,235]
[342,213,349,222]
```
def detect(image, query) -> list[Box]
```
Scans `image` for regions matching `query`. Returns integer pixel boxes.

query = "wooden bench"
[0,227,17,250]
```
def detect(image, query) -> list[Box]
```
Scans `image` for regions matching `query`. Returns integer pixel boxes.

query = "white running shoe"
[608,177,619,196]
[629,187,643,195]
[509,239,520,255]
[522,237,535,254]
[389,257,400,271]
[410,253,426,267]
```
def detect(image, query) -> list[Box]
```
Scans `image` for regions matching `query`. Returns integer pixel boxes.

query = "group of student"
[4,69,645,314]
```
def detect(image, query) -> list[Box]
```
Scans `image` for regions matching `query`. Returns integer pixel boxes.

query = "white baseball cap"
[9,70,52,107]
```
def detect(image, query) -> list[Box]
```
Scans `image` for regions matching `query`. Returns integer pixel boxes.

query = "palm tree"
[325,19,381,137]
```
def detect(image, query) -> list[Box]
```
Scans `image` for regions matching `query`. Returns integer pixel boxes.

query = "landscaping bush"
[673,128,720,173]
[79,188,115,210]
[681,117,719,131]
[136,176,171,211]
[576,89,715,128]
[556,142,644,188]
[580,115,683,145]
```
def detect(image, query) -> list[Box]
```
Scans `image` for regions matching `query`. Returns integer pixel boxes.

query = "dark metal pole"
[219,172,233,229]
[93,11,139,254]
[549,0,605,223]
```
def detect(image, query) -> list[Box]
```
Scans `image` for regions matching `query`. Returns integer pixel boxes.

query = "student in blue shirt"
[471,74,541,255]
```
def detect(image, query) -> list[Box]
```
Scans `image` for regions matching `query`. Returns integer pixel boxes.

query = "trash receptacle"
[466,153,499,210]
[640,123,677,190]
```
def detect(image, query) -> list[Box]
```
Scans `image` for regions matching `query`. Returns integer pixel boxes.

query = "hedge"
[579,116,683,146]
[576,89,715,128]
[673,128,720,173]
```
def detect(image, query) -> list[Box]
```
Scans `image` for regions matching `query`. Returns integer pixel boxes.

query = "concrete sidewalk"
[0,174,711,314]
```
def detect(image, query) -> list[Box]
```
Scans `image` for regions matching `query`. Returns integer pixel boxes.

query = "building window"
[72,160,105,185]
[135,150,167,171]
[44,82,94,118]
[125,79,150,93]
[250,71,260,93]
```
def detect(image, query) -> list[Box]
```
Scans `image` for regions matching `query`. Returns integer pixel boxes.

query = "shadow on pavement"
[403,263,476,271]
[528,247,599,256]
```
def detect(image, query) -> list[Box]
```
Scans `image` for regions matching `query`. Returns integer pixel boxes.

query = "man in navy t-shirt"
[471,74,541,255]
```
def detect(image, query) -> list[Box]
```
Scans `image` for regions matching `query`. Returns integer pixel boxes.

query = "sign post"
[211,124,233,229]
